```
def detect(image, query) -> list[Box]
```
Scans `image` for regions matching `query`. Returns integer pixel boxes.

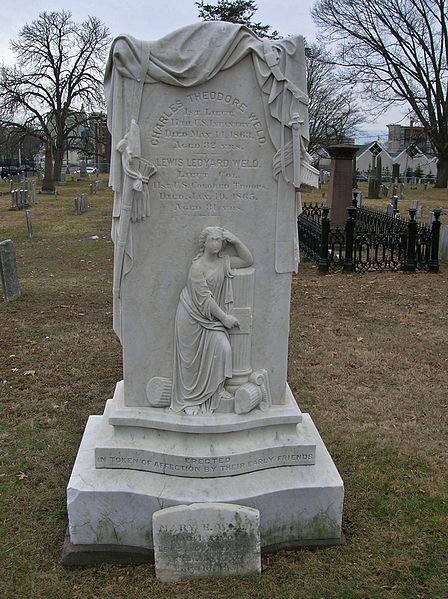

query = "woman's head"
[197,226,226,257]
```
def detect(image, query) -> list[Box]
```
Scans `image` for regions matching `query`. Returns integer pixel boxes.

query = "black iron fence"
[298,202,441,273]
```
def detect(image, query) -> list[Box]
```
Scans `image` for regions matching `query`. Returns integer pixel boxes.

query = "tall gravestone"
[64,22,343,569]
[327,144,359,226]
[367,142,383,199]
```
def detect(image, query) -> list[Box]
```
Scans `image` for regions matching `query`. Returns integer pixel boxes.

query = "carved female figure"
[171,227,253,415]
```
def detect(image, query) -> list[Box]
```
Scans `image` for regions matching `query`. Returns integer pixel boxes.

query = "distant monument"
[367,142,383,199]
[327,144,360,226]
[63,22,342,575]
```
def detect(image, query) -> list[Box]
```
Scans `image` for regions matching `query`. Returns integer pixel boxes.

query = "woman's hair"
[195,226,226,259]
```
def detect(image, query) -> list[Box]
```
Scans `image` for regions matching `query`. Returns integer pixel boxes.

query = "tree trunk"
[435,154,448,188]
[41,142,55,193]
[53,148,63,183]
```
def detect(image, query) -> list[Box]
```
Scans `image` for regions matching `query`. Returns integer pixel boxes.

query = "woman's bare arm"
[223,230,253,269]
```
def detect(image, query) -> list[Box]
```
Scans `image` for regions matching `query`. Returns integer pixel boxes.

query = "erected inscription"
[149,89,268,216]
[95,445,316,477]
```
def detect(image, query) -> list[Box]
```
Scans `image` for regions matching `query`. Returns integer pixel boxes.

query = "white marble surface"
[105,23,310,408]
[107,380,302,433]
[64,24,345,562]
[67,411,343,550]
[153,503,261,581]
[96,381,314,477]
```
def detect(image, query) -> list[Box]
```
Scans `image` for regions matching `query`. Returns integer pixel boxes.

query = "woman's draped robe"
[171,256,233,413]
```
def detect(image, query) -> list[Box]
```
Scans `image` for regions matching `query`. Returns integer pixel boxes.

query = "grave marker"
[327,144,360,225]
[153,503,261,581]
[74,193,89,214]
[367,143,382,198]
[0,239,21,301]
[64,22,344,569]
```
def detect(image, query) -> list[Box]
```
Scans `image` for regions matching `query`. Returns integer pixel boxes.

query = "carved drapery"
[105,22,310,341]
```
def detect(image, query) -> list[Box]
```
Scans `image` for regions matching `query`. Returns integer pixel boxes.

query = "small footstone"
[153,503,261,582]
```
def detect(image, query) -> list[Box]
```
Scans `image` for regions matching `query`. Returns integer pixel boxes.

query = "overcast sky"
[1,0,407,138]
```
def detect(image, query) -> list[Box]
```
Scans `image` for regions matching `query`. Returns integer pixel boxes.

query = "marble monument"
[64,22,343,569]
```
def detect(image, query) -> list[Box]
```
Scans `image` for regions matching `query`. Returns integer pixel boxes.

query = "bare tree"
[312,0,448,187]
[0,125,41,168]
[0,11,110,190]
[306,43,363,156]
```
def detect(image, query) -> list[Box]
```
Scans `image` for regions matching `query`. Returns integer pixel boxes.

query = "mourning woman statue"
[171,227,253,415]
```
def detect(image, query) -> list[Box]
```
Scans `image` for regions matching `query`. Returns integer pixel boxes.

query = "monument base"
[64,387,344,565]
[94,381,316,477]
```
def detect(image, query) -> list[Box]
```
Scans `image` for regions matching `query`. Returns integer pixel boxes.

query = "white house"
[355,141,393,175]
[389,148,437,178]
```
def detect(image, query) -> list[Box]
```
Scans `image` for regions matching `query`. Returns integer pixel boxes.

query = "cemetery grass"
[0,180,447,599]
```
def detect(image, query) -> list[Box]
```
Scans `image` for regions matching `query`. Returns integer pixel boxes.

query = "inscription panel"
[124,55,290,408]
[148,89,268,217]
[95,444,316,477]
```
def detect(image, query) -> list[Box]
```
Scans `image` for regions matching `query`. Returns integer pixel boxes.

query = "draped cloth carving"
[104,22,311,341]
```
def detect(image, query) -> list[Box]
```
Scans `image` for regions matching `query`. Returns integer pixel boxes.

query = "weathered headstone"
[377,155,383,189]
[21,189,29,208]
[64,22,343,569]
[0,239,21,301]
[9,188,30,211]
[75,193,89,214]
[10,190,18,210]
[30,181,36,204]
[153,503,261,581]
[368,155,381,199]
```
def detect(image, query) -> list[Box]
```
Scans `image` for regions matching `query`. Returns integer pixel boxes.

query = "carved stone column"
[226,267,255,393]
